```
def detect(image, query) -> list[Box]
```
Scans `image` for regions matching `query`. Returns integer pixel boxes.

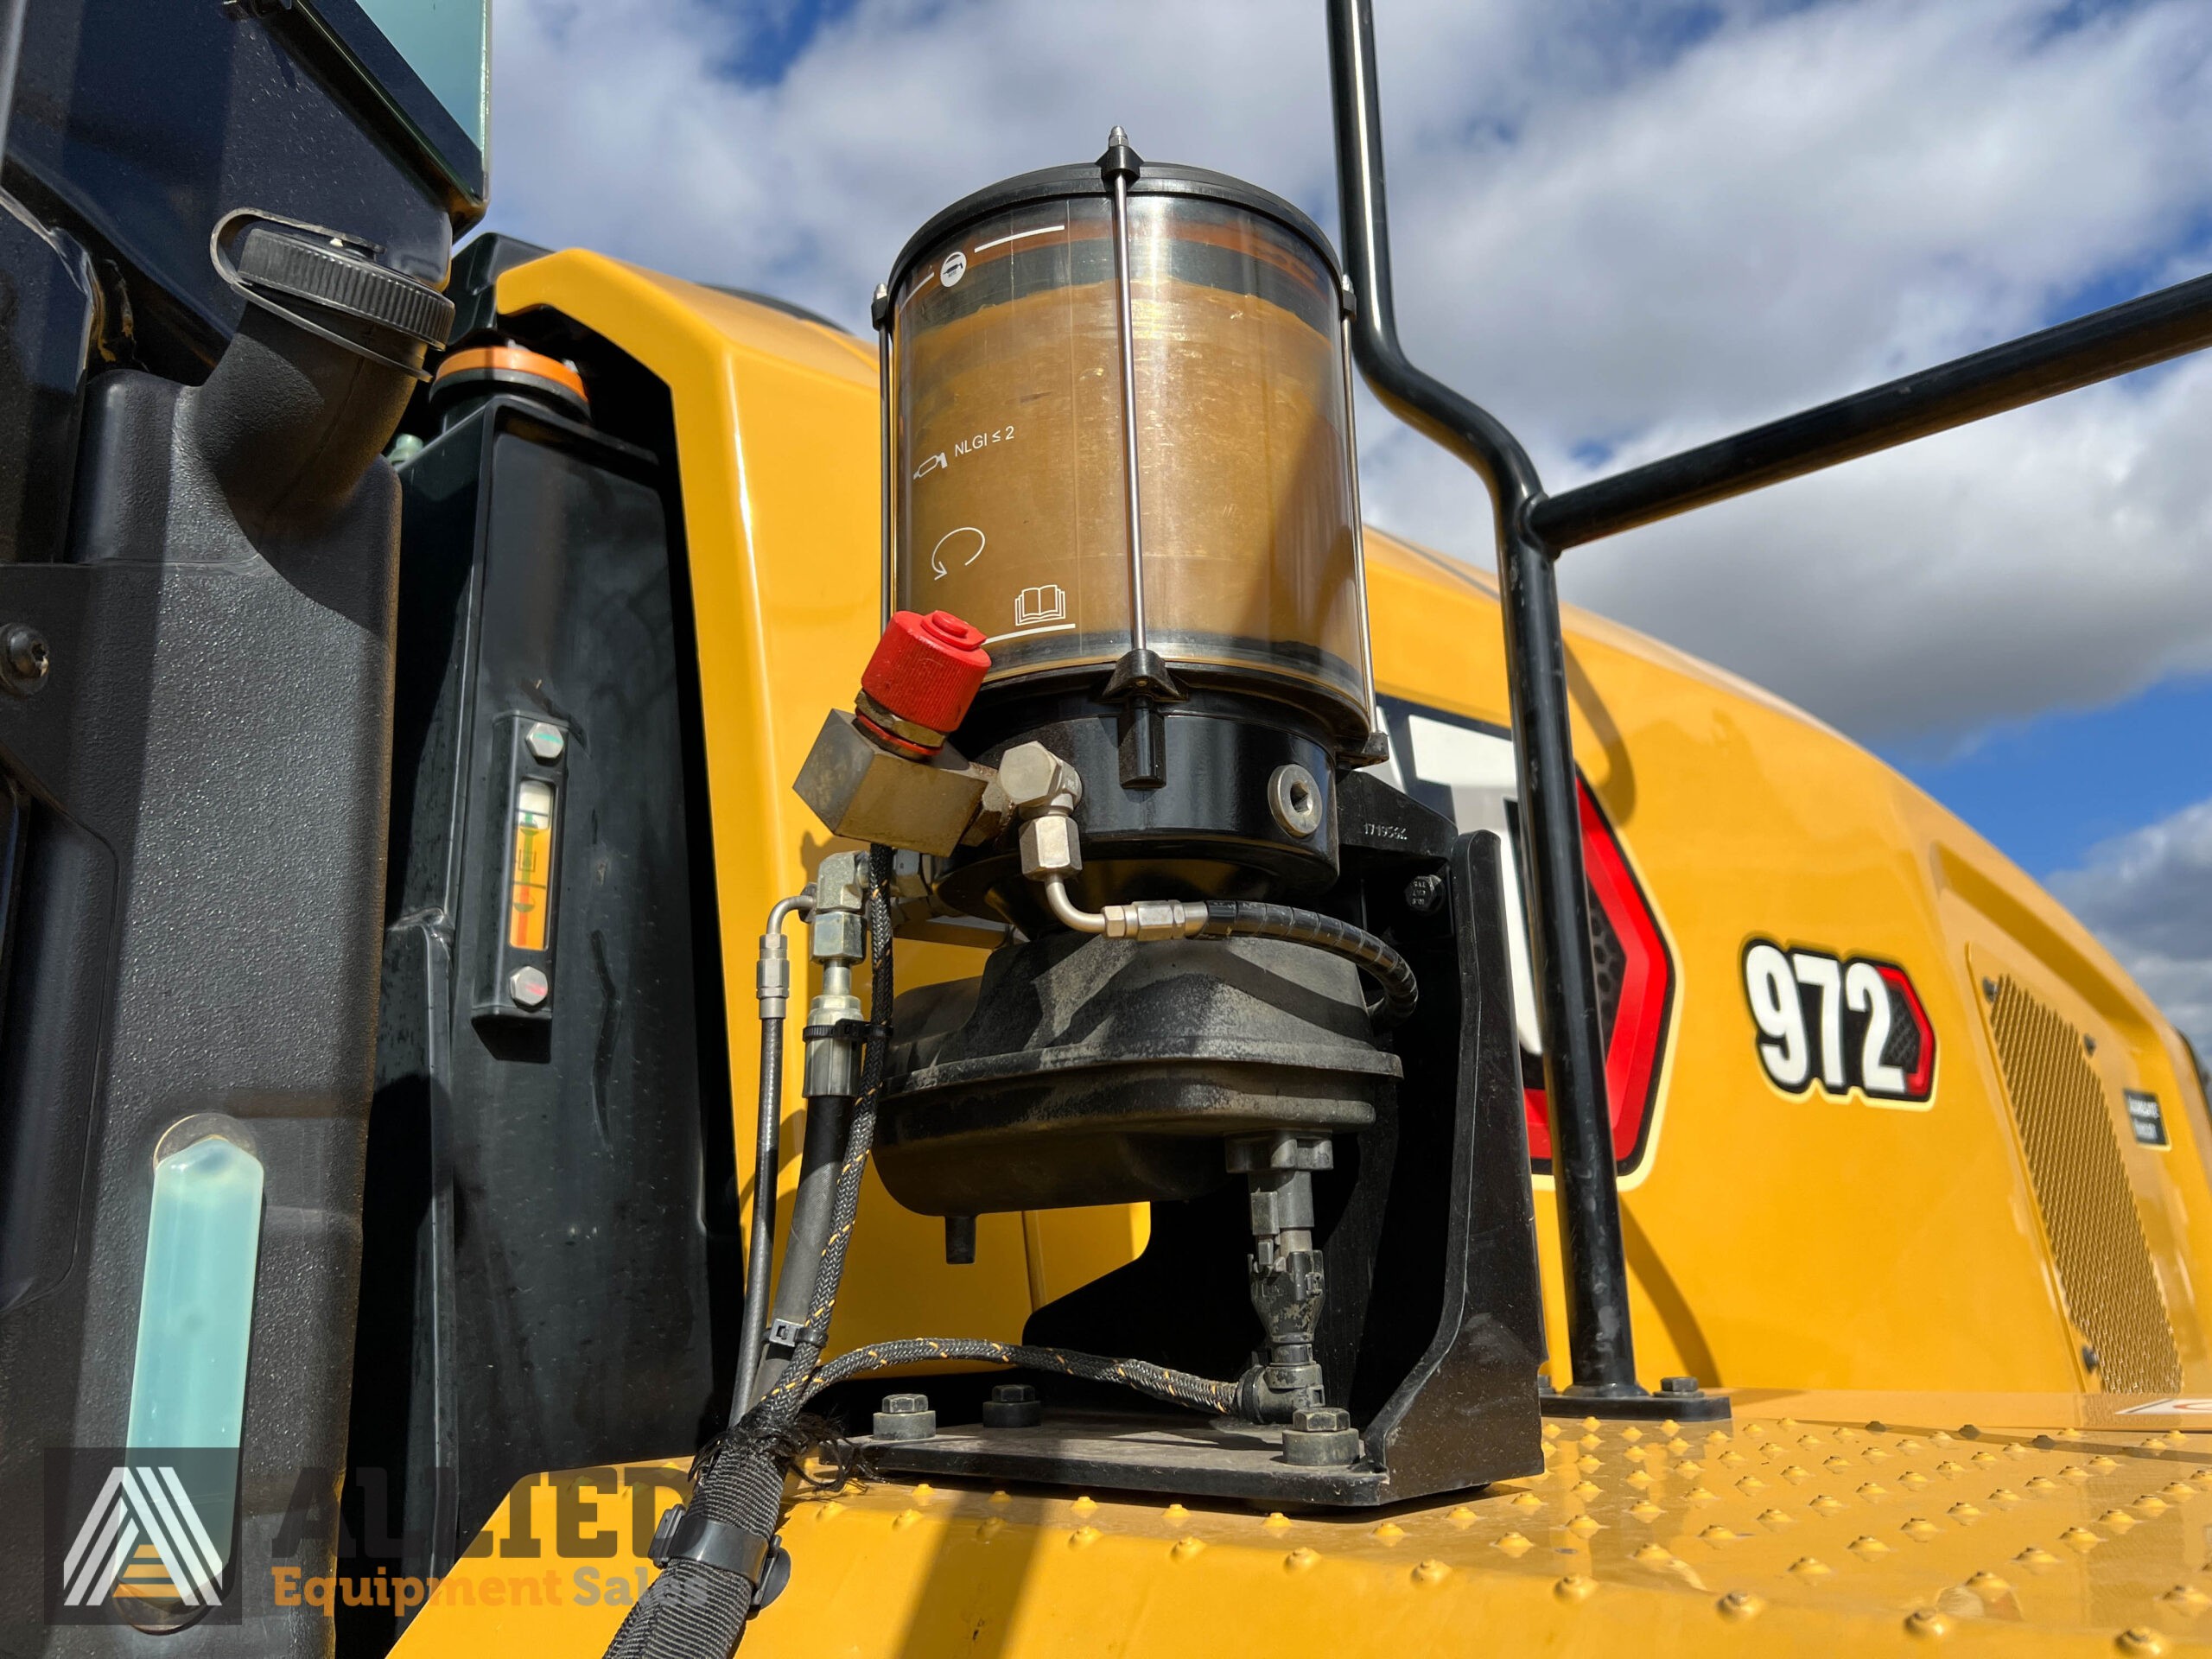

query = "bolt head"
[1291,1407,1351,1433]
[989,1384,1039,1405]
[509,965,550,1008]
[524,721,566,764]
[1267,763,1323,838]
[1661,1375,1702,1395]
[1,624,50,695]
[1404,873,1445,912]
[883,1392,930,1414]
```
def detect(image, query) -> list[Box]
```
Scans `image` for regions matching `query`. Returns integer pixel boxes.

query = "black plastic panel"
[346,395,733,1641]
[6,0,463,380]
[0,369,404,1655]
[0,199,93,563]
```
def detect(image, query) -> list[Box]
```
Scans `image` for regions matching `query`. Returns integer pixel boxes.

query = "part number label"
[1742,941,1935,1105]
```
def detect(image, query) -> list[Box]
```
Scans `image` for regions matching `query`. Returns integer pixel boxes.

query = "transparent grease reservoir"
[894,187,1364,717]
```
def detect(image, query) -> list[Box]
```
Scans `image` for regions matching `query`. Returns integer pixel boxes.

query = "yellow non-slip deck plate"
[396,1391,2212,1656]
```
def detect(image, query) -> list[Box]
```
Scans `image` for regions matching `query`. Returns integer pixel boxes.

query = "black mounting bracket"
[851,828,1548,1506]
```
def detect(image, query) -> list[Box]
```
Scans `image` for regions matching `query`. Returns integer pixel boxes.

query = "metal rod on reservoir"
[1533,268,2212,551]
[1104,127,1150,656]
[873,283,894,632]
[1338,284,1381,741]
[1326,0,1641,1396]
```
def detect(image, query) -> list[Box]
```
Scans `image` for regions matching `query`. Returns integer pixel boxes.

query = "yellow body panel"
[416,251,2212,1653]
[398,1396,2212,1657]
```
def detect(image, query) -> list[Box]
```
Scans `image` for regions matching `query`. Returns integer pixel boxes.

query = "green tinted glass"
[356,0,489,149]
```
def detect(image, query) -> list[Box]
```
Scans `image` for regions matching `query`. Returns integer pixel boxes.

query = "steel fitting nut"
[1018,813,1083,880]
[1101,899,1205,940]
[815,851,870,914]
[997,741,1084,816]
[810,908,866,963]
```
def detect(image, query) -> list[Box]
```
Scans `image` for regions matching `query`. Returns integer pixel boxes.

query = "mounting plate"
[855,1408,1399,1506]
[1539,1387,1733,1423]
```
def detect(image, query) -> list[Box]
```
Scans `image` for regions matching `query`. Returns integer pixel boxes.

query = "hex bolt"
[982,1382,1043,1429]
[1661,1375,1703,1395]
[874,1391,937,1441]
[1403,873,1445,912]
[509,965,550,1008]
[524,721,567,765]
[1,624,50,696]
[1281,1404,1360,1467]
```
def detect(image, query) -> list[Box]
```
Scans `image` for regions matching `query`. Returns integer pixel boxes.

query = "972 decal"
[1742,940,1935,1106]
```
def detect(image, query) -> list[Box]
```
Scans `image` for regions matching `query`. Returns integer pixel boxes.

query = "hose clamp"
[648,1505,791,1605]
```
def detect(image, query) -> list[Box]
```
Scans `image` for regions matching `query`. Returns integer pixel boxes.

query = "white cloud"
[483,0,2212,747]
[2050,796,2212,1053]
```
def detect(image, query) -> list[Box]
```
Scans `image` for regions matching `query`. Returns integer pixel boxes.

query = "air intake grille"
[1986,975,2179,1393]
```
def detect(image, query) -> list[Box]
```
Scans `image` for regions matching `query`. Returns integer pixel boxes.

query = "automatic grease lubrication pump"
[658,148,1549,1639]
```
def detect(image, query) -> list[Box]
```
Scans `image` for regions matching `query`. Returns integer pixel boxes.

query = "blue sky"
[482,0,2212,1039]
[1887,676,2212,880]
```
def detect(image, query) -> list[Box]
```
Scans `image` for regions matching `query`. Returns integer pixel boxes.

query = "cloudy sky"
[480,0,2212,1047]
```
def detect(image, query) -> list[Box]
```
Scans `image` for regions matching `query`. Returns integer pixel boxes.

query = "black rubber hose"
[1198,900,1419,1024]
[743,1090,852,1407]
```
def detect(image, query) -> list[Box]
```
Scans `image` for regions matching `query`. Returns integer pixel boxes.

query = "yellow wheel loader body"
[379,249,2212,1656]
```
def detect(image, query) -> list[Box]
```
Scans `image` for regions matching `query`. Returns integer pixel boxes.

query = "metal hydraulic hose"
[734,893,812,1416]
[1196,901,1418,1024]
[1041,877,1418,1024]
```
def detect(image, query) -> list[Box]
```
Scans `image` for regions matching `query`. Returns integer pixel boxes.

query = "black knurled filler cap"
[236,226,455,347]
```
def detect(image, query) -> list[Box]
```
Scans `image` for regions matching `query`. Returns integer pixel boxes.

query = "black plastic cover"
[345,393,734,1634]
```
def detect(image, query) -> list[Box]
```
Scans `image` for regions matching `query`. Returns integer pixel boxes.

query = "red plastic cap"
[861,610,991,736]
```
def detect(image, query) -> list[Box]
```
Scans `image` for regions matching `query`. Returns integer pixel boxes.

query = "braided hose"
[1198,899,1419,1023]
[607,849,897,1659]
[805,1338,1240,1416]
[604,853,1258,1659]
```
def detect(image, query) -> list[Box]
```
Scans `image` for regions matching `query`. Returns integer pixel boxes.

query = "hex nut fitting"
[998,742,1084,816]
[1281,1405,1360,1467]
[874,1392,937,1441]
[524,721,566,764]
[1018,813,1083,880]
[981,1383,1043,1429]
[509,965,550,1009]
[810,908,867,963]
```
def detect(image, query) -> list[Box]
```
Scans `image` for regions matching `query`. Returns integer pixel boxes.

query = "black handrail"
[1535,270,2212,549]
[1329,0,1643,1401]
[1329,0,2212,1413]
